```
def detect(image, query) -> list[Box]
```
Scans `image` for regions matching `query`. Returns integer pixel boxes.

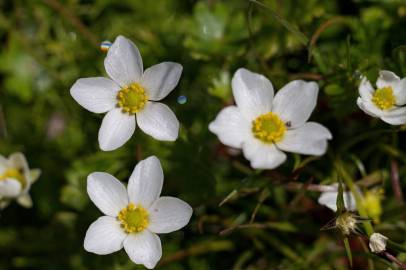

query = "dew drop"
[100,40,112,52]
[177,95,187,104]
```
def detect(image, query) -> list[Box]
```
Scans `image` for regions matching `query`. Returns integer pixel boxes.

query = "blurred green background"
[1,0,406,269]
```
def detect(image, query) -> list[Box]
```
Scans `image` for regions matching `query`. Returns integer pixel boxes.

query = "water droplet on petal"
[100,40,112,52]
[177,95,187,104]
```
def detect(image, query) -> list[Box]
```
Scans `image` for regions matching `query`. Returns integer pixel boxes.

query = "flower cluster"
[3,34,405,269]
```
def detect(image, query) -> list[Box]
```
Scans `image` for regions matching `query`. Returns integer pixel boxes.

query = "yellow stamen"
[252,112,286,143]
[0,168,26,188]
[118,203,149,233]
[116,83,148,114]
[335,212,358,235]
[372,86,396,110]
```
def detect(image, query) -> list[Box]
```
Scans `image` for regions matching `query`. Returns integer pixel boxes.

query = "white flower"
[318,184,356,212]
[84,156,193,269]
[357,70,406,125]
[209,68,332,169]
[0,152,41,209]
[70,35,182,151]
[369,233,388,253]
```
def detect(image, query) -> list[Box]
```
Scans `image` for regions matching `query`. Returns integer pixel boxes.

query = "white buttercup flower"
[70,35,182,151]
[209,68,332,169]
[0,152,40,209]
[357,70,406,125]
[84,156,193,269]
[318,184,356,212]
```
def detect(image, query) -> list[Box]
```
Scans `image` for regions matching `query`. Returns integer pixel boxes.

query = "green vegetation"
[1,0,406,269]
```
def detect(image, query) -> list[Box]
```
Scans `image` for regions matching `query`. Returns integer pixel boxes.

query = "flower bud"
[369,233,388,253]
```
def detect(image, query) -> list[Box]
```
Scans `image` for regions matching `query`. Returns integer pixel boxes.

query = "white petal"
[87,172,128,216]
[84,216,127,255]
[141,62,183,101]
[136,102,179,141]
[231,68,274,119]
[318,190,356,212]
[394,78,406,106]
[376,71,406,106]
[376,70,400,89]
[359,77,374,100]
[148,196,193,234]
[357,98,384,118]
[30,169,41,183]
[98,108,136,151]
[272,80,318,128]
[123,230,162,269]
[381,107,406,125]
[345,193,357,211]
[357,97,406,125]
[242,138,287,169]
[208,106,251,148]
[276,122,332,156]
[8,153,31,192]
[17,194,33,208]
[70,77,120,113]
[8,152,29,172]
[0,179,21,197]
[128,156,163,208]
[104,35,143,87]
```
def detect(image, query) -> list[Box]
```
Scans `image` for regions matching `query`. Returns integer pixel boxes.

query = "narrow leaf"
[343,237,353,267]
[249,0,308,46]
[336,177,345,214]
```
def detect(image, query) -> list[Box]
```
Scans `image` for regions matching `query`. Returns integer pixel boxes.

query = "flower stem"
[384,251,406,270]
[390,160,404,204]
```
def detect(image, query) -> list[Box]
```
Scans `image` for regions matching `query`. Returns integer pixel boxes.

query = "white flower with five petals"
[70,35,182,151]
[357,70,406,125]
[0,152,40,209]
[209,68,332,169]
[84,156,193,269]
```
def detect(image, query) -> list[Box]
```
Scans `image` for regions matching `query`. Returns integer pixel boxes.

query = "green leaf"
[343,237,353,267]
[336,177,345,214]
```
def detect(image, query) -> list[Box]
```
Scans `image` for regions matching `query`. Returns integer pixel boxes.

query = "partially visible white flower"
[369,233,388,253]
[318,184,356,212]
[357,70,406,125]
[209,68,332,169]
[0,153,41,209]
[84,156,193,269]
[70,35,182,151]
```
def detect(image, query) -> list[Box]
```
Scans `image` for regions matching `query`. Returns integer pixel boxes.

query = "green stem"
[388,240,406,254]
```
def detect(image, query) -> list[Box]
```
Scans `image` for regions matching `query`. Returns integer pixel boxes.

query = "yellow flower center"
[361,189,383,224]
[118,203,149,233]
[116,83,148,114]
[371,86,396,110]
[252,112,286,143]
[0,168,26,188]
